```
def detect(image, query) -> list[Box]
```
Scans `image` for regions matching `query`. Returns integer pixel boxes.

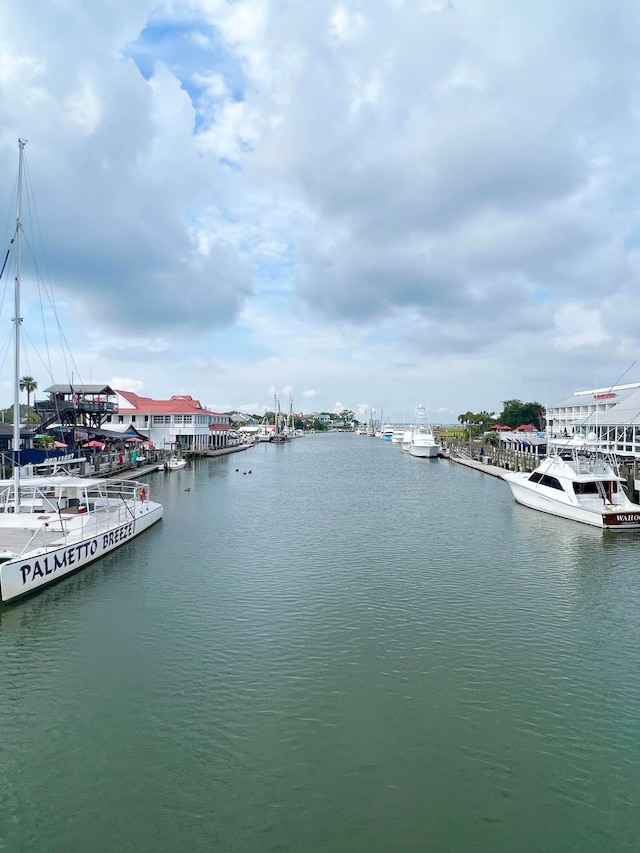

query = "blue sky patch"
[124,14,245,131]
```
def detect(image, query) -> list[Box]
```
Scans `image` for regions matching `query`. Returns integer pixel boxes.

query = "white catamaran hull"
[0,503,163,603]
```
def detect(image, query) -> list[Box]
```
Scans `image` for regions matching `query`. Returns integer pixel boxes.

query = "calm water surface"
[1,434,640,852]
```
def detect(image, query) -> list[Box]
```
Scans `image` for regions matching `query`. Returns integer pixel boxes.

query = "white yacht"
[400,428,414,452]
[503,449,640,530]
[408,405,440,458]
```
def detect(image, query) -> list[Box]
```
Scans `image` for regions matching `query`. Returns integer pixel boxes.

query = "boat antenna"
[13,139,26,513]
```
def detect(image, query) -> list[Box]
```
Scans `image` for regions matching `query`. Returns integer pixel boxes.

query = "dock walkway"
[447,454,506,479]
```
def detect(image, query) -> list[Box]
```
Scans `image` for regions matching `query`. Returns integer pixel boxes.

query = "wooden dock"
[447,454,506,479]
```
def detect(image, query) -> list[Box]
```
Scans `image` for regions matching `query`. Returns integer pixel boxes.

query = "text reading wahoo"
[19,522,135,584]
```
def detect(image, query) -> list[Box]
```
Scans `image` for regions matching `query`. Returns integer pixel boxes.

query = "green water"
[1,434,640,852]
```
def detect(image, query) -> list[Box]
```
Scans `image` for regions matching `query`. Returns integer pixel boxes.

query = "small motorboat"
[162,456,187,472]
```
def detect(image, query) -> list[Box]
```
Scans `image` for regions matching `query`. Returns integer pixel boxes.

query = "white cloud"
[111,377,146,393]
[2,0,640,419]
[553,305,610,351]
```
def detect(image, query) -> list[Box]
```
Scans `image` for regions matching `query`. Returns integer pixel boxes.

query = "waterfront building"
[547,381,640,457]
[111,391,230,453]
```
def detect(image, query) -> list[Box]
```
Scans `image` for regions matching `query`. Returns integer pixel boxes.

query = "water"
[2,434,640,852]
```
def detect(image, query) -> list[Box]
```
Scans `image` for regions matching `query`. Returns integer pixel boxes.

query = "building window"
[184,415,192,424]
[153,415,164,424]
[174,415,183,424]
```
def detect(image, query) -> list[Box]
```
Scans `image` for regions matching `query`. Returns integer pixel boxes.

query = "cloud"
[111,377,146,393]
[2,0,640,418]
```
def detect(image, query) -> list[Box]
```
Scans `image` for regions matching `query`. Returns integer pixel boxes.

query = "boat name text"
[19,522,136,585]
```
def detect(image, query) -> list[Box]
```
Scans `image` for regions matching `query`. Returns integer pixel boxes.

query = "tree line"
[457,399,545,436]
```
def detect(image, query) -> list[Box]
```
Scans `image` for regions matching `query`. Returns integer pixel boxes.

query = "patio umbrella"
[83,440,105,449]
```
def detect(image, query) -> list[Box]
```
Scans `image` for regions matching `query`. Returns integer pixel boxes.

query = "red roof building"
[111,391,230,452]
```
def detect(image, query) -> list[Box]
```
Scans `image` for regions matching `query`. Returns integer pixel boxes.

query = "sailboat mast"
[13,139,26,511]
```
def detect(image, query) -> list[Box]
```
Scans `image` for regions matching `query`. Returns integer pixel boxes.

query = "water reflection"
[1,435,640,853]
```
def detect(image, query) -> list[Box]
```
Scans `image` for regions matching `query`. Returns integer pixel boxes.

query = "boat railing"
[564,447,620,477]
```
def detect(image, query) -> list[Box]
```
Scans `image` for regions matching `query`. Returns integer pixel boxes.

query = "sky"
[2,0,640,423]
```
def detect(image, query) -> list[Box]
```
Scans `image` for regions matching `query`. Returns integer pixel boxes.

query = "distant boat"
[400,428,414,452]
[0,140,163,604]
[270,392,289,442]
[409,405,439,459]
[163,456,187,471]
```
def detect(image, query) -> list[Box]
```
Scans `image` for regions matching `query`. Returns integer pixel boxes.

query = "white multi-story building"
[547,381,640,457]
[109,391,230,452]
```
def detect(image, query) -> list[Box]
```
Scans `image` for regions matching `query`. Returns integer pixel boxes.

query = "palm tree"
[20,376,37,421]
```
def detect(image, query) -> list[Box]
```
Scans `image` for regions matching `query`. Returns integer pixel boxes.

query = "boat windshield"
[574,481,618,495]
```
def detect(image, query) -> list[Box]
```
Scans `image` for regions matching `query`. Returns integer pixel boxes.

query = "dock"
[447,454,506,479]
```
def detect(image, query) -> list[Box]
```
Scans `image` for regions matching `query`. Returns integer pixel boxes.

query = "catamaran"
[0,140,163,603]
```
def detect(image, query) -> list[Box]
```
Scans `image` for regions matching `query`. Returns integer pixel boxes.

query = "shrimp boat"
[0,140,163,603]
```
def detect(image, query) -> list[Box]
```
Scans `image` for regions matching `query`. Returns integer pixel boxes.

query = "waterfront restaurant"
[547,381,640,458]
[110,391,230,453]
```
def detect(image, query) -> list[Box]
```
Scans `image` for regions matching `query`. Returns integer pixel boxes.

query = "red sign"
[593,393,615,400]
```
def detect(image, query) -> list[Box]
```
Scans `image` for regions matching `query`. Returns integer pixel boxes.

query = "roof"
[43,384,116,395]
[116,390,227,417]
[550,382,640,410]
[577,387,640,426]
[0,423,34,438]
[97,424,148,440]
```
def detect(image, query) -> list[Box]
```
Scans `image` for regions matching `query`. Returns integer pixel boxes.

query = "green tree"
[19,376,37,420]
[457,410,496,438]
[499,399,545,430]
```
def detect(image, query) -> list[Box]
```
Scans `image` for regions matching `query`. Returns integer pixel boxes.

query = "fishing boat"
[0,140,163,604]
[269,393,289,442]
[408,405,440,458]
[503,448,640,530]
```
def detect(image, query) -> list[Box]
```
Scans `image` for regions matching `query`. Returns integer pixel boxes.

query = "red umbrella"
[83,440,105,449]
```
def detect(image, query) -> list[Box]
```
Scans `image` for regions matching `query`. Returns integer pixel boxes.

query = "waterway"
[1,433,640,852]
